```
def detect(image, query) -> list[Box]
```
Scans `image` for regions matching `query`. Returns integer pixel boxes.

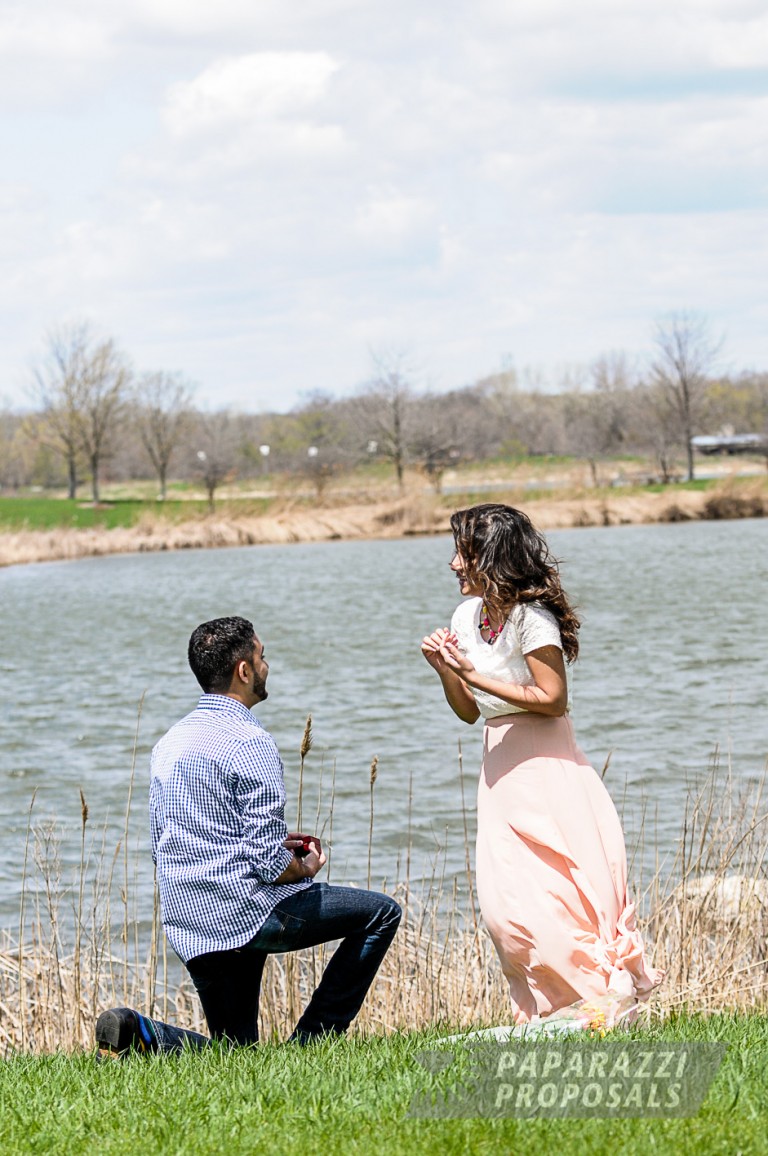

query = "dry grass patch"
[2,742,767,1054]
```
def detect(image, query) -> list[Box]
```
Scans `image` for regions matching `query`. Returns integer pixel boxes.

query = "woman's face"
[450,549,483,597]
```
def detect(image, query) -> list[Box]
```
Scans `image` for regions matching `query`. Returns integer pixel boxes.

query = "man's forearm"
[274,853,313,884]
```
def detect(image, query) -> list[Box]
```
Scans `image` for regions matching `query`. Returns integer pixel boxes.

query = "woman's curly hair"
[450,503,581,663]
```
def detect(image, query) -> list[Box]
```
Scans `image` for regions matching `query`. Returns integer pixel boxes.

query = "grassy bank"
[0,471,766,569]
[0,495,273,531]
[1,1014,766,1155]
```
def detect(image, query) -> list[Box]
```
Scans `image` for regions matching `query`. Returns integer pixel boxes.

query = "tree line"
[1,316,766,506]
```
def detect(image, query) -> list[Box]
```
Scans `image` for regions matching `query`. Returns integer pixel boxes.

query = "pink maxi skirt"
[476,713,663,1023]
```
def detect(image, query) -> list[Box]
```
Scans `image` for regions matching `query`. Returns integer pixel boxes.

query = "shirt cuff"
[260,845,294,884]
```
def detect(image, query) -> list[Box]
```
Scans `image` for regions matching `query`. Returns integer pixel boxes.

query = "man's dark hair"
[188,616,257,693]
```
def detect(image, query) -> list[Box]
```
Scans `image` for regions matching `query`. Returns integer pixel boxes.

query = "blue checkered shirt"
[149,694,312,963]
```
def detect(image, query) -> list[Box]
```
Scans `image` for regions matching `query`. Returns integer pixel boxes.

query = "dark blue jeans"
[148,883,401,1051]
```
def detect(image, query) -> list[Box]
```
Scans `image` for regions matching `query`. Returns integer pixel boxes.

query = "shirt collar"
[196,694,257,723]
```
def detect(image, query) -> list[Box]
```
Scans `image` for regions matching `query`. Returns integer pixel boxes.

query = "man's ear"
[235,659,250,685]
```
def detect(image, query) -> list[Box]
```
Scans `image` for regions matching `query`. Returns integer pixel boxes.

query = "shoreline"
[1,482,765,569]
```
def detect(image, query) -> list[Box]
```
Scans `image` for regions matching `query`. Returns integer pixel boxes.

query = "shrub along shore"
[0,473,766,569]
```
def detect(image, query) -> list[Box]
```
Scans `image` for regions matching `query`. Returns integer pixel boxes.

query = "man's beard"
[252,674,268,701]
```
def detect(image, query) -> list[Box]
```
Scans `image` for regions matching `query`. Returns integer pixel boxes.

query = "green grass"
[433,479,706,509]
[475,453,583,469]
[0,498,152,530]
[644,478,717,494]
[0,497,273,531]
[1,1014,766,1155]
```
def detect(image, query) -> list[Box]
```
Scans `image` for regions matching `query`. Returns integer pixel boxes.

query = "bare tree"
[291,392,352,498]
[77,335,132,503]
[16,412,68,489]
[409,392,464,493]
[192,411,241,511]
[352,352,415,491]
[0,408,26,491]
[624,382,678,483]
[33,327,88,498]
[650,312,722,482]
[135,371,195,499]
[485,368,568,457]
[565,353,634,485]
[33,324,131,502]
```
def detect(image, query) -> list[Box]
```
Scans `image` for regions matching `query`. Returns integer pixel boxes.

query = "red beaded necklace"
[480,603,505,644]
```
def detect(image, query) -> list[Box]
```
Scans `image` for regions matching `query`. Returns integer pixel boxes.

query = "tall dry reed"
[295,714,312,830]
[645,751,768,1011]
[367,755,378,891]
[1,730,767,1054]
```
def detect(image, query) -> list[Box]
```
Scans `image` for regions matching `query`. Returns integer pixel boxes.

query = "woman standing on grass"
[421,503,662,1024]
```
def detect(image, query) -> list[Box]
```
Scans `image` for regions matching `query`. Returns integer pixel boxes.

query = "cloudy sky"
[1,0,766,411]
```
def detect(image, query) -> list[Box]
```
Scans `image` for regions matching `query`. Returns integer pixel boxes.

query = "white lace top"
[450,597,565,719]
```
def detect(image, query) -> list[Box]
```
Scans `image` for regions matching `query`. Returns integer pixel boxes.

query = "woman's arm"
[421,628,481,724]
[442,639,568,717]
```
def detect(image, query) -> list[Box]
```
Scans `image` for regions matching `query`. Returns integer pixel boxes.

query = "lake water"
[1,518,766,936]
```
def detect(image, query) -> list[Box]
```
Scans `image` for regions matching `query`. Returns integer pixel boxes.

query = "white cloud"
[0,10,104,57]
[708,13,768,68]
[479,91,768,215]
[0,7,113,105]
[473,0,768,92]
[163,52,340,136]
[121,0,370,39]
[353,191,435,245]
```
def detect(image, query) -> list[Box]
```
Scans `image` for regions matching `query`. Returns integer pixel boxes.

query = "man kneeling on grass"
[96,615,401,1057]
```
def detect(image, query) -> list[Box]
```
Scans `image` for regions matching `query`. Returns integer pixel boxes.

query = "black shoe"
[95,1007,157,1060]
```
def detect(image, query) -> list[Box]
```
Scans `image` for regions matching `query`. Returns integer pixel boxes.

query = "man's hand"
[298,844,326,876]
[280,833,326,880]
[285,833,322,857]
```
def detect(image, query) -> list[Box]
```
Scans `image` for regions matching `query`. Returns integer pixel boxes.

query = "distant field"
[0,457,763,537]
[0,498,154,530]
[0,497,273,531]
